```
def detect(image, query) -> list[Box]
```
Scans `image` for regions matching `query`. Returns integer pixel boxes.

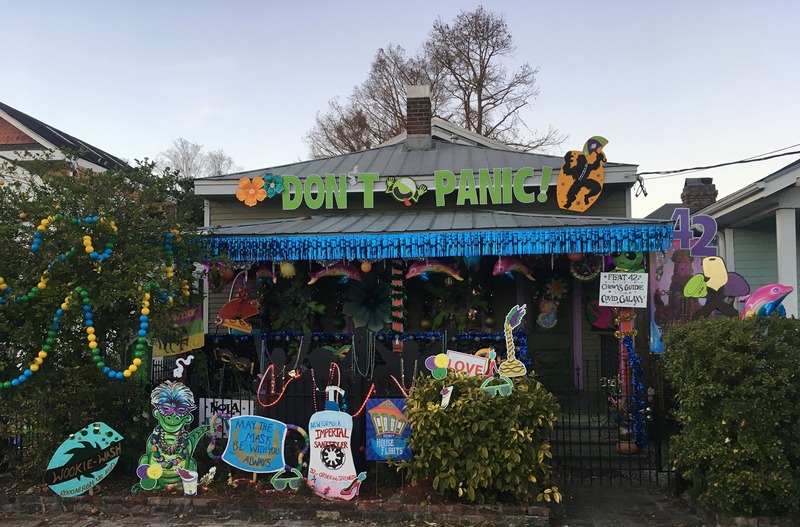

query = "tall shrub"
[397,372,560,504]
[0,152,211,477]
[663,316,800,516]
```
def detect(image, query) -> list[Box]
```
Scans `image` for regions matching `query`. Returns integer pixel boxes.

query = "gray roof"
[201,138,635,182]
[0,101,127,170]
[207,210,661,237]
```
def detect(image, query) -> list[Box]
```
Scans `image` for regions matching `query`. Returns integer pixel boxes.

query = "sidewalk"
[552,484,705,526]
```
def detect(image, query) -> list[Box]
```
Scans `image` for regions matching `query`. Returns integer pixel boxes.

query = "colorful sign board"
[446,349,489,376]
[152,306,205,357]
[222,415,287,473]
[199,397,254,437]
[45,422,122,498]
[308,408,360,499]
[649,242,705,353]
[599,272,649,308]
[366,399,411,461]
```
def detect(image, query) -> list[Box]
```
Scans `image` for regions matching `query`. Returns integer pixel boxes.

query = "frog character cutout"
[386,176,427,207]
[133,381,209,492]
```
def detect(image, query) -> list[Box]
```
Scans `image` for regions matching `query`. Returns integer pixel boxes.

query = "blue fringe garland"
[623,335,648,447]
[203,225,673,262]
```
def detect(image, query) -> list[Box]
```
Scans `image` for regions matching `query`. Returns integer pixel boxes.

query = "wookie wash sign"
[236,137,608,213]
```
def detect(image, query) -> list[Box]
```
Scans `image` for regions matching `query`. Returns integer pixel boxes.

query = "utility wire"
[638,145,800,181]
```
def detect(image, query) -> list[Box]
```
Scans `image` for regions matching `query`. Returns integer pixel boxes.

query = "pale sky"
[2,1,798,217]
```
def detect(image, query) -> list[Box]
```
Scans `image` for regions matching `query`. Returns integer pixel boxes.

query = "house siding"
[732,224,778,292]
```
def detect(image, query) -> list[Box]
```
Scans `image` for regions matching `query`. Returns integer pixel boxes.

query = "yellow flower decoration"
[546,277,567,300]
[236,177,267,207]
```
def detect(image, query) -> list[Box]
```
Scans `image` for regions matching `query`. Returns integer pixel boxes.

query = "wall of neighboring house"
[730,213,800,315]
[731,216,778,293]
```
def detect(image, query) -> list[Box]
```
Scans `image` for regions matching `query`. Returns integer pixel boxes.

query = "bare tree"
[159,138,242,179]
[305,46,446,159]
[305,8,564,158]
[425,6,564,151]
[206,149,242,177]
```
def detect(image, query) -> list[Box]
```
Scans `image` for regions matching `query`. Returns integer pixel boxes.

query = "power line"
[638,145,800,181]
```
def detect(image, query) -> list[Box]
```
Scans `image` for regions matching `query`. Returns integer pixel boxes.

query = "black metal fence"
[549,339,677,487]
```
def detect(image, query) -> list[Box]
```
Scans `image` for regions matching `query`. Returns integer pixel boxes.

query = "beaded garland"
[206,411,231,461]
[150,425,189,469]
[0,213,190,388]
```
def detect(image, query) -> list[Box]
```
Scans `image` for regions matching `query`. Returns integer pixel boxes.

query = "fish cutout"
[492,256,535,281]
[405,260,464,282]
[739,284,793,319]
[308,263,363,285]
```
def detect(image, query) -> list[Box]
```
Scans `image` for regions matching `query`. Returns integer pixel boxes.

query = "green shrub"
[397,372,560,504]
[663,316,800,516]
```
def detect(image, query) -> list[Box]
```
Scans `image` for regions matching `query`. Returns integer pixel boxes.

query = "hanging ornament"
[569,254,603,282]
[257,265,277,285]
[279,261,296,279]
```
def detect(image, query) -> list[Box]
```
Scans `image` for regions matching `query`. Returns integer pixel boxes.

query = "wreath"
[569,254,603,282]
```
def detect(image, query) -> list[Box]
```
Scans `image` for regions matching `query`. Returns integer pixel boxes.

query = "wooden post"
[617,308,634,399]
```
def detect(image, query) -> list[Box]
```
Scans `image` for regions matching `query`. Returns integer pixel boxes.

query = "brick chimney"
[406,85,432,150]
[681,178,718,213]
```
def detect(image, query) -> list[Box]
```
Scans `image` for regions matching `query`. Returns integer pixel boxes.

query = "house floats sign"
[236,137,608,213]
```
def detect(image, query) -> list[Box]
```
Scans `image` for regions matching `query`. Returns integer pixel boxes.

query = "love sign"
[445,350,489,376]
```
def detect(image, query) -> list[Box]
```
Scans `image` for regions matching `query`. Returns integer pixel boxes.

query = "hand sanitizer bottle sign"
[307,386,360,500]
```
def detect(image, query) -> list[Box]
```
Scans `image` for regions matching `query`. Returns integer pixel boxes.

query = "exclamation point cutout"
[538,166,552,203]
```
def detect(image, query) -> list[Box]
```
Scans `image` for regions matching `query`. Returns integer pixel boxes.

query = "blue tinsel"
[623,335,648,447]
[204,225,673,262]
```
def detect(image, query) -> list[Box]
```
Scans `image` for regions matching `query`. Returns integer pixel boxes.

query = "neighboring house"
[0,101,127,179]
[194,85,672,394]
[699,159,800,318]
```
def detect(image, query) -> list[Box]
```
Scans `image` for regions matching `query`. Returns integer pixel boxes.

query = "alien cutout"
[133,381,209,492]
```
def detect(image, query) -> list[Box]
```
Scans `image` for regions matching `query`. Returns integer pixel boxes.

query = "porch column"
[572,278,584,390]
[775,208,798,318]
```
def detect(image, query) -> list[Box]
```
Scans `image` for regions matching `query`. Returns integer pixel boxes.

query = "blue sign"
[222,415,287,473]
[366,399,411,461]
[45,422,123,497]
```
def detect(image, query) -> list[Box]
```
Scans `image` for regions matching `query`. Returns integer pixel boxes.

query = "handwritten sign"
[222,416,287,473]
[199,397,254,437]
[45,422,123,497]
[446,350,489,376]
[599,272,649,308]
[308,409,359,499]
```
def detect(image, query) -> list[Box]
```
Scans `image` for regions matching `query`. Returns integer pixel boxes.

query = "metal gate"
[549,335,678,487]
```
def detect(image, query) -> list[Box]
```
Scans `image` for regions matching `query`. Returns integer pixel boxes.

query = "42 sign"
[671,208,718,257]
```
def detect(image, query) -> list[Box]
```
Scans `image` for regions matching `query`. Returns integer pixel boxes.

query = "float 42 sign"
[671,208,718,257]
